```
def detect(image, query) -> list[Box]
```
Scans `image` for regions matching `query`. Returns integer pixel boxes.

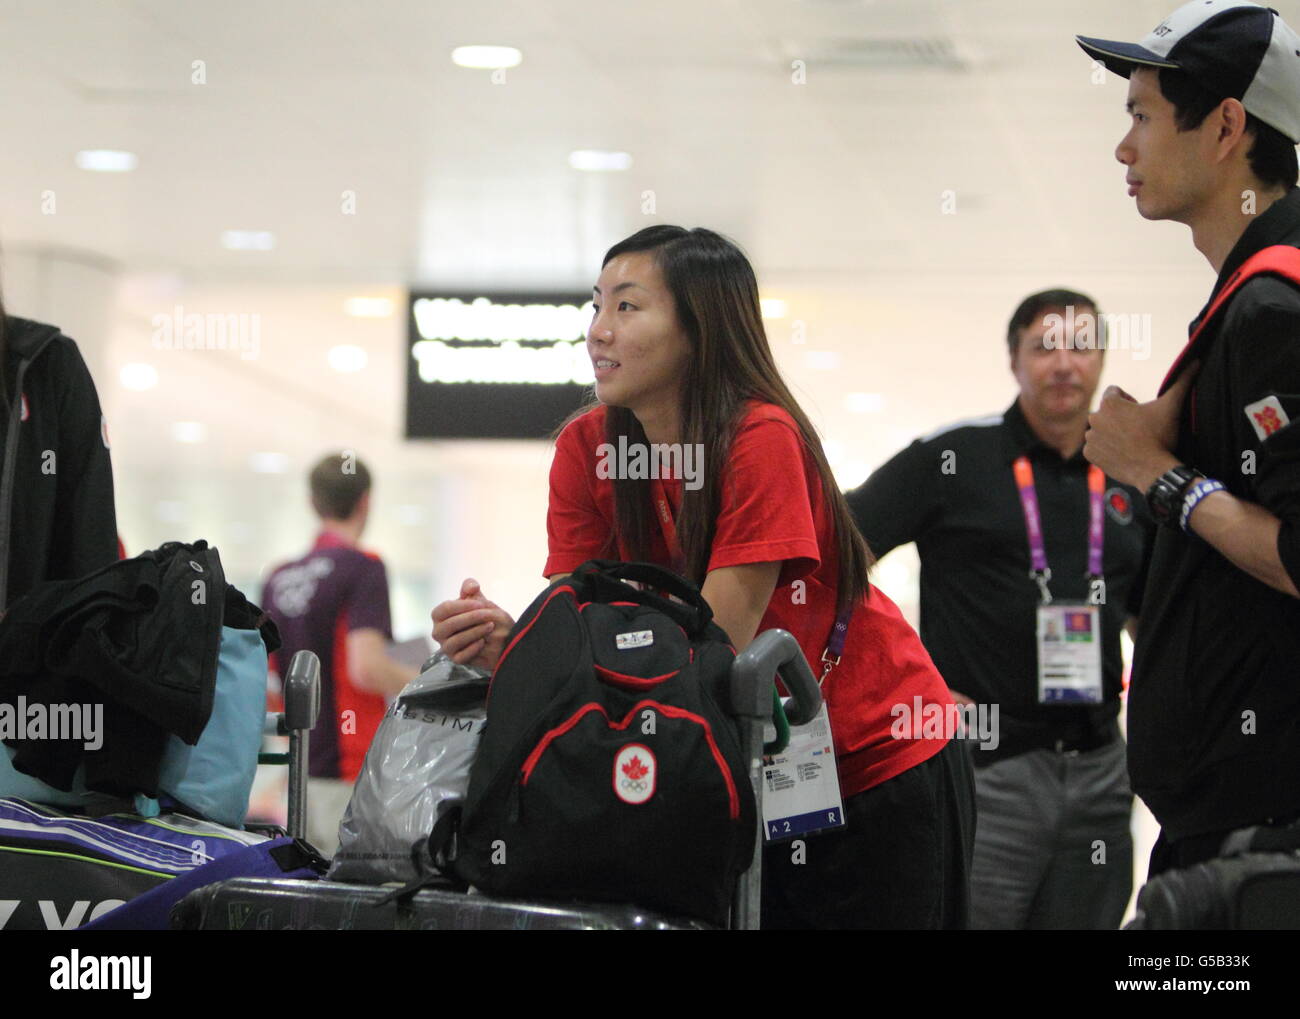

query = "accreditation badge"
[761,703,846,841]
[1036,602,1103,704]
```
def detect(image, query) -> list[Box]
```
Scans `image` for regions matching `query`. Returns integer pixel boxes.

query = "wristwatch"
[1145,464,1202,527]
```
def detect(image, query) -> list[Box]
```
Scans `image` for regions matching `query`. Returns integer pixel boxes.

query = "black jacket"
[0,316,118,612]
[1130,187,1300,840]
[0,540,278,797]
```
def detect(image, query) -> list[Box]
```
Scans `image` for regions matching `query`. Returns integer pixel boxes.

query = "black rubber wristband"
[1145,464,1201,527]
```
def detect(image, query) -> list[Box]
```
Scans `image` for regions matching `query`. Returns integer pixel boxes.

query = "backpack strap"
[1219,820,1300,858]
[572,559,715,636]
[1160,244,1300,394]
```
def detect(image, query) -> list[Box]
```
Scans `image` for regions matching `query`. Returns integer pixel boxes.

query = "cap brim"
[1076,36,1180,78]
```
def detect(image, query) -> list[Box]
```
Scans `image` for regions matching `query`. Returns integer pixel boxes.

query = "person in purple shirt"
[261,452,415,853]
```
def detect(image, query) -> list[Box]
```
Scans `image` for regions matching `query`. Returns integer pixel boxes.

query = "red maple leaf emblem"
[622,755,649,781]
[1253,406,1283,436]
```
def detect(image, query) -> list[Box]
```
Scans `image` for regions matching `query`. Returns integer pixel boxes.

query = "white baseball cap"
[1078,1,1300,143]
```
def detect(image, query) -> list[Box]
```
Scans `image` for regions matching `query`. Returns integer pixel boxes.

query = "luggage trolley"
[250,649,322,842]
[170,629,822,931]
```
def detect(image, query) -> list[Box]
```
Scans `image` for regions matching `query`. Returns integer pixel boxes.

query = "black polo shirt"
[1130,187,1300,842]
[846,400,1153,764]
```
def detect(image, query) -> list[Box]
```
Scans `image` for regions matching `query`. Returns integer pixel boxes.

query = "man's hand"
[430,578,515,671]
[1084,365,1199,490]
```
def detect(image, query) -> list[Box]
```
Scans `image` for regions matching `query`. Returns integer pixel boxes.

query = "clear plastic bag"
[328,653,489,884]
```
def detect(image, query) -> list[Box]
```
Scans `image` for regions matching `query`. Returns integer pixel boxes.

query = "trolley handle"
[280,650,320,843]
[282,650,321,733]
[731,629,822,727]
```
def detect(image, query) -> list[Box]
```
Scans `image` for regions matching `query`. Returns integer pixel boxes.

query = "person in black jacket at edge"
[1077,0,1300,878]
[0,289,119,615]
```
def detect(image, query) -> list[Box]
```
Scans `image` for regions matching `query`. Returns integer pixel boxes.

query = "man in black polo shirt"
[847,290,1153,929]
[1078,1,1300,878]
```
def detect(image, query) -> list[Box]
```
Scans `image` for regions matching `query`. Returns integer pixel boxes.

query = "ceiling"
[0,0,1213,286]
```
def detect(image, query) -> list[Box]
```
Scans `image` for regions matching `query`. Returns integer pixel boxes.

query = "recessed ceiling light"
[568,150,633,172]
[805,350,841,372]
[328,345,368,373]
[831,460,870,489]
[154,500,187,523]
[172,421,207,443]
[221,230,275,251]
[249,452,289,474]
[451,45,523,69]
[760,298,787,320]
[75,149,138,172]
[344,297,394,318]
[120,363,158,390]
[845,392,884,414]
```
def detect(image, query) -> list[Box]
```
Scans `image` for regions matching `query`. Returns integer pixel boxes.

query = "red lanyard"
[651,477,686,574]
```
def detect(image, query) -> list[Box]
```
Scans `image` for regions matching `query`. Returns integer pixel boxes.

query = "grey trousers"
[969,737,1133,930]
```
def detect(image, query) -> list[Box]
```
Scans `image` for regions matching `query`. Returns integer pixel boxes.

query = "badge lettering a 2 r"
[1245,395,1292,442]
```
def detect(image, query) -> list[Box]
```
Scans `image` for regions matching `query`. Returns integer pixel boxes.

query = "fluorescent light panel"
[221,230,275,251]
[568,150,632,172]
[452,46,522,69]
[76,150,137,172]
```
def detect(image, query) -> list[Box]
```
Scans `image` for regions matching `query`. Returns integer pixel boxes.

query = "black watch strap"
[1146,464,1201,527]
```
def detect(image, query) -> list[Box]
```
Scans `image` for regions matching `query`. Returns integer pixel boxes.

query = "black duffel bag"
[452,559,755,925]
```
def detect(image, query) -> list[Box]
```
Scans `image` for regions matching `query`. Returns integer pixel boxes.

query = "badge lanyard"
[651,477,687,575]
[1012,457,1106,606]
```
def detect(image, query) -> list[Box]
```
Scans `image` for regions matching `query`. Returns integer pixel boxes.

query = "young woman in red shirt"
[432,225,974,928]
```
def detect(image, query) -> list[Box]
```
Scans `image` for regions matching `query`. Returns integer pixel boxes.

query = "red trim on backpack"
[576,601,641,610]
[519,699,741,819]
[593,664,681,690]
[1161,245,1300,395]
[489,585,576,703]
[519,703,604,779]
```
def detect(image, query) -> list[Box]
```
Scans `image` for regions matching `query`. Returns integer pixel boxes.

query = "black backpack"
[453,560,756,925]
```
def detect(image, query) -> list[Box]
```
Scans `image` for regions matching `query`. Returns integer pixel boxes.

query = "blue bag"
[155,625,267,828]
[80,837,326,931]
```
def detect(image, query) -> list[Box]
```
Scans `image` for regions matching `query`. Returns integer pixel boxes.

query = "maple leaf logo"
[622,755,649,781]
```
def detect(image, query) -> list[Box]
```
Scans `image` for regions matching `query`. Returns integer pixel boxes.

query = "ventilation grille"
[797,37,970,71]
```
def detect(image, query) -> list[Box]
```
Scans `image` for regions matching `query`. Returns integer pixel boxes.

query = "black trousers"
[760,737,976,929]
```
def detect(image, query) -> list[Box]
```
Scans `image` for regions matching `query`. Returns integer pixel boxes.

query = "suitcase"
[171,877,712,930]
[171,628,823,930]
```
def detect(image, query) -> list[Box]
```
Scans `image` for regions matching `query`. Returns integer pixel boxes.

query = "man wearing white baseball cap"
[1078,1,1300,888]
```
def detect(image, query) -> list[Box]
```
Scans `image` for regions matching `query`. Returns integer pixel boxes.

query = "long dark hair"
[591,225,872,616]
